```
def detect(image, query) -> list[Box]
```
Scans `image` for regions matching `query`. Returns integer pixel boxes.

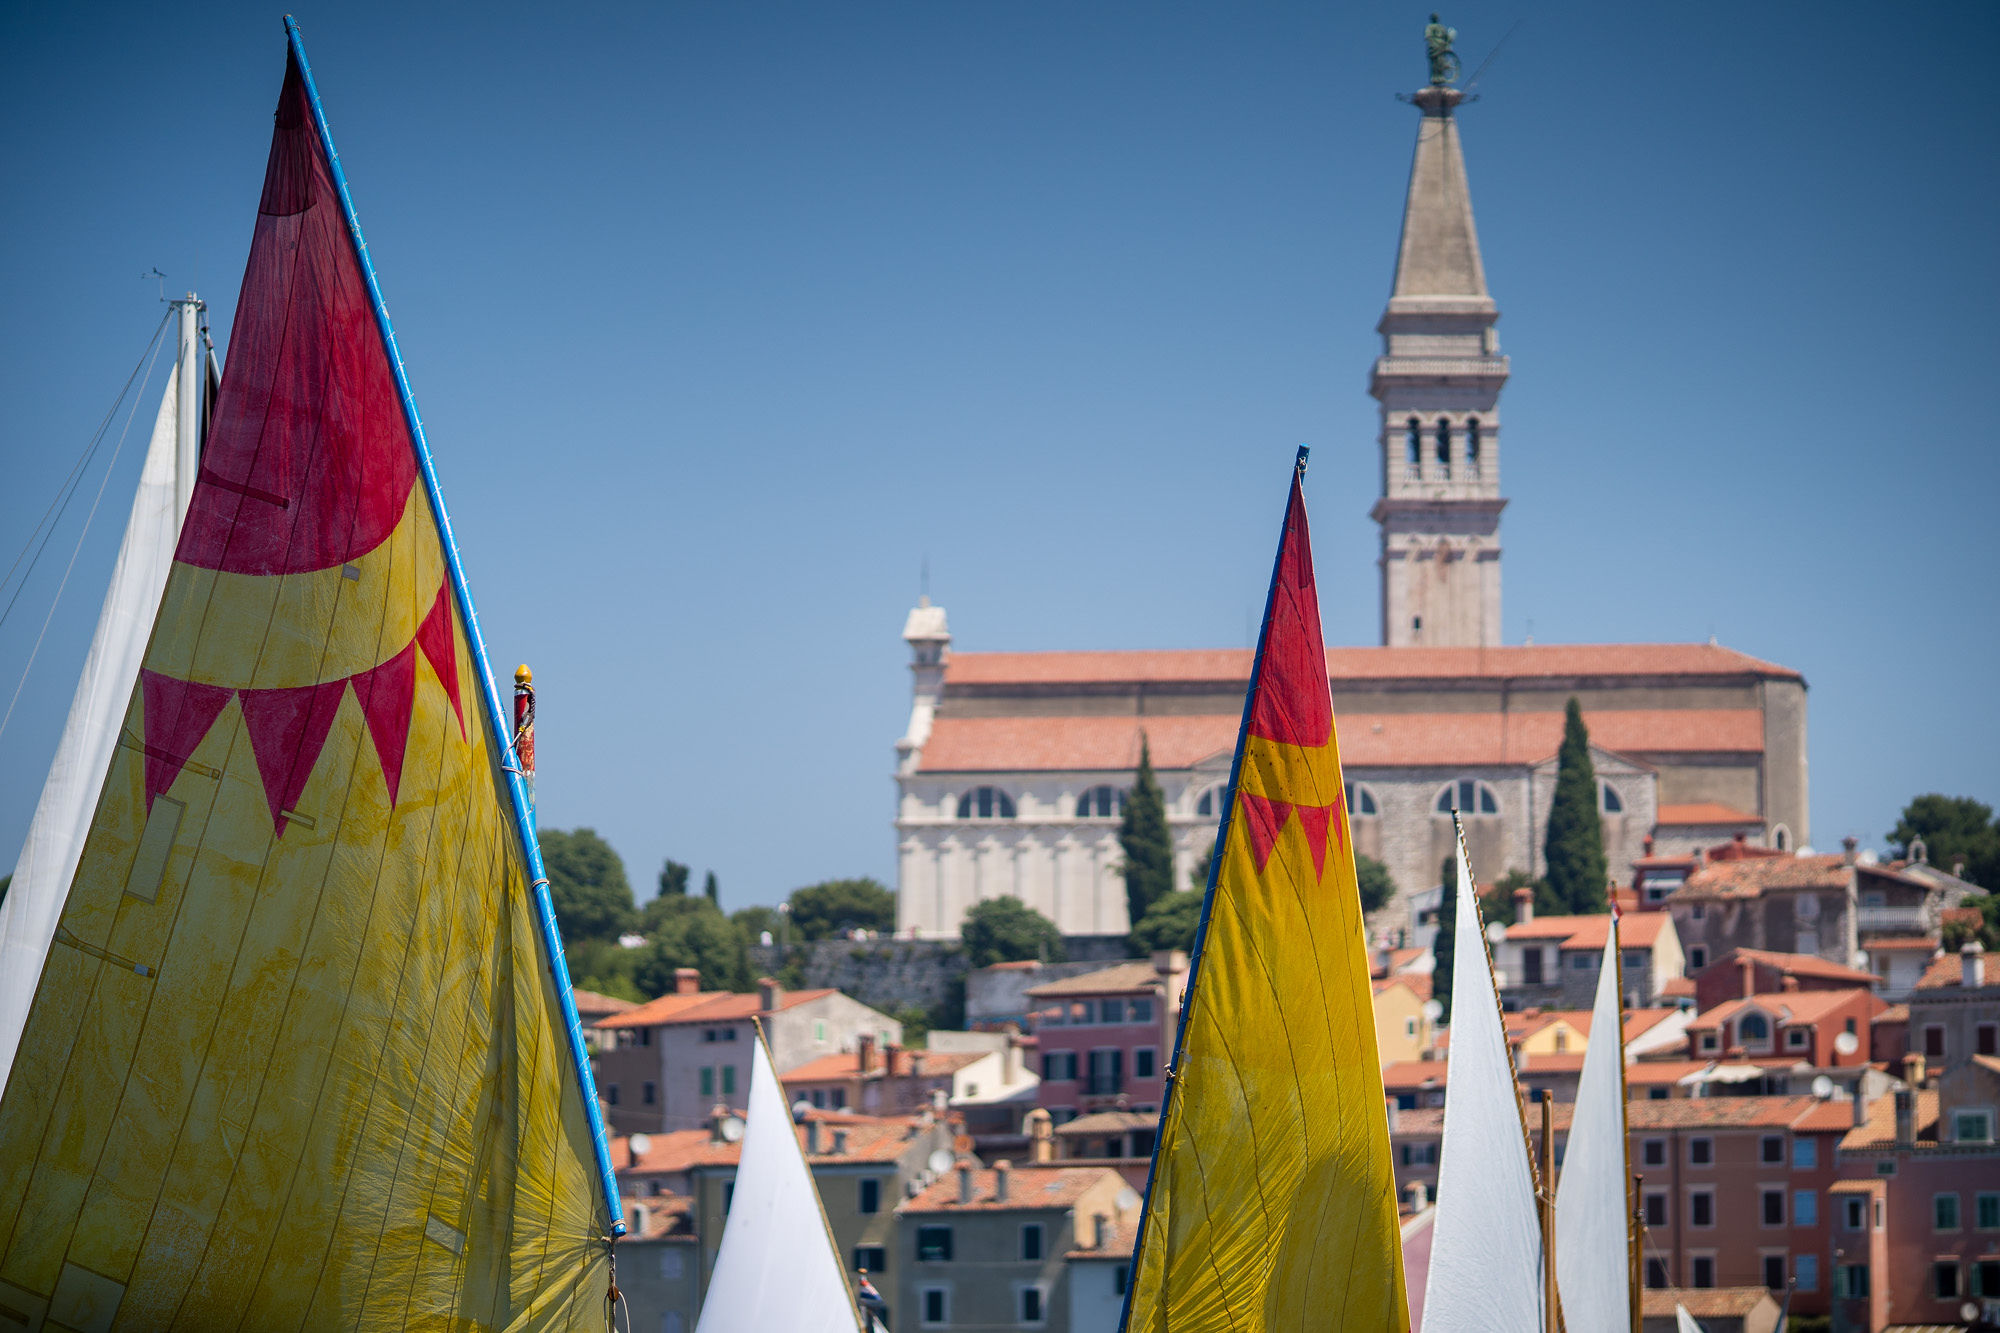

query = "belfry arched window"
[1435,418,1452,476]
[957,787,1016,820]
[1465,417,1482,476]
[1434,778,1500,816]
[1076,785,1125,819]
[1405,417,1422,477]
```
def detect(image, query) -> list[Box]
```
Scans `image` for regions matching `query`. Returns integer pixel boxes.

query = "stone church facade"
[892,67,1810,941]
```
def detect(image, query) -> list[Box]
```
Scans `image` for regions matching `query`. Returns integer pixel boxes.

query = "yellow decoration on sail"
[1124,459,1407,1332]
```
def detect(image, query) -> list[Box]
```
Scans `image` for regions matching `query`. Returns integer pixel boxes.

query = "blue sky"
[1,2,1995,910]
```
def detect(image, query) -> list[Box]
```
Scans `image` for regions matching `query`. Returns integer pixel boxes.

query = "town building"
[1495,902,1684,1009]
[1687,947,1880,1014]
[895,1162,1138,1333]
[1906,942,1999,1067]
[1372,974,1436,1067]
[609,1193,699,1333]
[592,971,901,1135]
[1027,957,1186,1126]
[1638,1288,1782,1333]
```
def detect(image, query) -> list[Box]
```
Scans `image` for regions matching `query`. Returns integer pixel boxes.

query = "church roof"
[940,643,1801,688]
[917,707,1765,774]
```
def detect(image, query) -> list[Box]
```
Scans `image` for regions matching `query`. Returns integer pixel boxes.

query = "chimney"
[1842,835,1859,866]
[1386,1099,1400,1134]
[1953,860,1966,878]
[832,1128,849,1155]
[957,1162,975,1204]
[1964,940,1987,989]
[1910,836,1928,865]
[757,976,780,1013]
[993,1159,1012,1204]
[709,1104,731,1145]
[1781,975,1800,992]
[674,967,701,996]
[1851,1083,1871,1129]
[805,1119,824,1154]
[1901,1053,1926,1088]
[1026,1108,1055,1163]
[885,1042,903,1077]
[1643,835,1654,856]
[858,1034,875,1075]
[1092,1212,1111,1250]
[1405,1182,1429,1211]
[1893,1087,1914,1144]
[1738,955,1756,1000]
[1513,886,1534,923]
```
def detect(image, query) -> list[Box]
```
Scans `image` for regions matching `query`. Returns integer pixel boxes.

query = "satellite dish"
[1962,1302,1981,1323]
[628,1133,653,1159]
[926,1148,956,1175]
[791,1099,814,1122]
[1834,1031,1860,1057]
[1115,1186,1142,1212]
[1485,921,1506,946]
[1811,1076,1834,1100]
[1422,999,1444,1023]
[720,1115,745,1143]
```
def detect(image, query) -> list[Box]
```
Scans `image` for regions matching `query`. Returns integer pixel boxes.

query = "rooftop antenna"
[143,268,168,302]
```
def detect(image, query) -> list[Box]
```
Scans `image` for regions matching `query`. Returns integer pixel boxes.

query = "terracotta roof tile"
[782,1049,984,1083]
[612,1112,931,1173]
[1677,855,1849,900]
[1624,1095,1823,1130]
[1685,988,1873,1030]
[1382,1060,1450,1090]
[1623,1060,1712,1086]
[1503,913,1670,949]
[1025,962,1164,998]
[1864,937,1938,953]
[572,988,638,1017]
[899,1165,1117,1214]
[1641,1289,1775,1318]
[1914,951,1992,990]
[596,987,837,1030]
[1054,1110,1158,1136]
[1707,948,1879,986]
[1659,976,1695,998]
[1388,1107,1444,1135]
[1654,803,1763,826]
[1841,1089,1937,1151]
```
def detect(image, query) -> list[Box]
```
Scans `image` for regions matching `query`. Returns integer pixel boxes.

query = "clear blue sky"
[2,2,1995,910]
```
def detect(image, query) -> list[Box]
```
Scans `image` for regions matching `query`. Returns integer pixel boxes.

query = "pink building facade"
[1027,956,1185,1124]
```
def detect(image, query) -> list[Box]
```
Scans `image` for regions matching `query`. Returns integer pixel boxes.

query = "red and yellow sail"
[0,42,609,1332]
[1124,456,1408,1331]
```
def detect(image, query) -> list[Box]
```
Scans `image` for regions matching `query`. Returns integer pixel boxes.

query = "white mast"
[1422,816,1547,1331]
[0,298,203,1085]
[1556,911,1636,1329]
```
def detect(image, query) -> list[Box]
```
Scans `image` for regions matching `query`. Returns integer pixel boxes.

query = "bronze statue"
[1425,13,1460,86]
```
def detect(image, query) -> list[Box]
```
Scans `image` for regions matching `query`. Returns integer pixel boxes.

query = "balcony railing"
[1858,905,1926,931]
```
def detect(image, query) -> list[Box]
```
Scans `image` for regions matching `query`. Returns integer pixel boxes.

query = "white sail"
[1675,1303,1705,1333]
[1421,823,1546,1331]
[0,302,199,1083]
[695,1034,863,1333]
[1556,911,1634,1330]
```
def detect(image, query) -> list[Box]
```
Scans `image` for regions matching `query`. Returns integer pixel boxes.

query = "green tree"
[566,938,646,1003]
[889,1004,932,1047]
[539,827,636,946]
[634,896,750,995]
[787,878,897,940]
[1943,895,2000,953]
[1543,698,1608,914]
[731,904,784,945]
[961,896,1066,968]
[658,859,690,897]
[1481,869,1564,927]
[1189,848,1213,891]
[1130,890,1202,957]
[1433,855,1458,1024]
[703,870,721,906]
[1355,854,1396,916]
[1888,794,2000,887]
[1119,739,1174,927]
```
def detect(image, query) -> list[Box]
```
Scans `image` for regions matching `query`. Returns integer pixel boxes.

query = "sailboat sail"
[0,24,618,1330]
[1122,450,1407,1332]
[0,300,203,1084]
[1555,910,1634,1330]
[694,1035,863,1333]
[1675,1303,1705,1333]
[1421,818,1546,1331]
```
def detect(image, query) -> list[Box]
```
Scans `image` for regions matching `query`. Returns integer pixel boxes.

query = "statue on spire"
[1425,13,1461,86]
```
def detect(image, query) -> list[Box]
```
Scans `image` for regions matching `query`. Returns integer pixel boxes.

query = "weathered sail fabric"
[1124,462,1407,1332]
[0,48,609,1331]
[1421,825,1545,1332]
[694,1036,862,1333]
[1555,912,1633,1331]
[0,325,194,1086]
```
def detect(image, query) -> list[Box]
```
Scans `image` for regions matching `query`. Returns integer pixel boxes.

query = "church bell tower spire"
[1370,15,1509,648]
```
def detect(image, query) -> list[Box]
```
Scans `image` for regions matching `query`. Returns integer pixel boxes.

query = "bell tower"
[1370,25,1508,649]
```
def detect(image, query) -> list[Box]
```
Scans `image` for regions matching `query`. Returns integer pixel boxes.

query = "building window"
[854,1245,886,1273]
[1691,1255,1715,1288]
[1688,945,1708,971]
[1077,785,1125,819]
[920,1286,950,1327]
[1763,1254,1787,1290]
[1936,1262,1961,1300]
[1018,1284,1046,1326]
[1761,1189,1785,1226]
[1644,1193,1667,1227]
[1345,782,1378,817]
[815,1021,827,1042]
[1465,417,1482,475]
[1434,778,1500,816]
[1795,1254,1819,1292]
[1689,1138,1713,1166]
[642,1081,656,1106]
[606,1083,620,1106]
[1977,1191,2000,1229]
[1598,781,1623,814]
[721,1065,737,1098]
[1104,998,1131,1024]
[1843,1196,1866,1230]
[860,1178,881,1214]
[1978,1023,1998,1056]
[1954,1111,1994,1143]
[1042,1051,1078,1081]
[1924,1024,1945,1058]
[1937,1193,1961,1231]
[1642,1139,1666,1167]
[1131,998,1153,1023]
[1761,1135,1785,1165]
[1196,784,1229,818]
[1405,418,1422,476]
[1434,418,1452,475]
[1772,825,1790,850]
[1979,1259,2000,1297]
[1786,1028,1809,1050]
[1738,1013,1771,1047]
[1698,1032,1718,1053]
[957,787,1017,820]
[1115,1264,1130,1297]
[1690,1190,1714,1227]
[1134,1047,1157,1079]
[1794,1190,1816,1227]
[1021,1223,1044,1262]
[1644,1259,1668,1290]
[916,1226,953,1262]
[1836,1265,1869,1299]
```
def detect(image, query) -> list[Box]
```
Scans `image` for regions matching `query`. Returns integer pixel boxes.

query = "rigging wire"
[1461,19,1524,97]
[0,322,174,750]
[0,310,173,636]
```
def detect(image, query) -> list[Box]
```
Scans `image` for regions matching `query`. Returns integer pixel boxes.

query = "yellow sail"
[0,30,611,1332]
[1123,455,1407,1332]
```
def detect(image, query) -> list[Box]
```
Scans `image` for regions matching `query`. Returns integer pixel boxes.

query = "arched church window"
[1771,824,1791,852]
[1465,417,1482,476]
[1435,418,1452,475]
[1434,778,1500,816]
[1405,418,1421,476]
[957,787,1016,820]
[1076,785,1125,819]
[1599,781,1624,814]
[1195,784,1228,818]
[1344,782,1379,817]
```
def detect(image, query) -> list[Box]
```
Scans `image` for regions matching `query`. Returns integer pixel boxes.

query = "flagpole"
[1116,447,1309,1333]
[1613,908,1638,1332]
[1541,1089,1559,1333]
[280,14,625,1241]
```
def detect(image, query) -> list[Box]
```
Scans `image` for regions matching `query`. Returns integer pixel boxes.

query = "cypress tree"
[703,870,721,906]
[1119,738,1174,930]
[1544,697,1609,914]
[1432,854,1457,1025]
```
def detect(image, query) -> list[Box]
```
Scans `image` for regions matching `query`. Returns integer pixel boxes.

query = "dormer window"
[1077,785,1125,819]
[957,787,1016,820]
[1737,1011,1772,1050]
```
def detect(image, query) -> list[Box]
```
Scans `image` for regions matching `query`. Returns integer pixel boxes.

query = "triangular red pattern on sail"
[140,670,233,809]
[416,581,463,733]
[352,641,417,805]
[1295,801,1334,878]
[1240,792,1292,872]
[239,679,347,834]
[1247,476,1332,749]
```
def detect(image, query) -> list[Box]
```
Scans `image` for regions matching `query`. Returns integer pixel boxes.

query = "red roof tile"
[1382,1060,1450,1090]
[782,1049,984,1083]
[612,1112,931,1173]
[1864,936,1938,953]
[1678,854,1850,900]
[1624,1095,1824,1130]
[572,988,638,1017]
[596,987,837,1030]
[1025,962,1165,998]
[1707,947,1879,986]
[1654,803,1763,827]
[1641,1289,1775,1319]
[1503,913,1671,949]
[899,1165,1117,1213]
[1685,988,1874,1030]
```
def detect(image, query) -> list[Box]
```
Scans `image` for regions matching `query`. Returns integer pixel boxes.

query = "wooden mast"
[1540,1090,1559,1333]
[1613,909,1637,1332]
